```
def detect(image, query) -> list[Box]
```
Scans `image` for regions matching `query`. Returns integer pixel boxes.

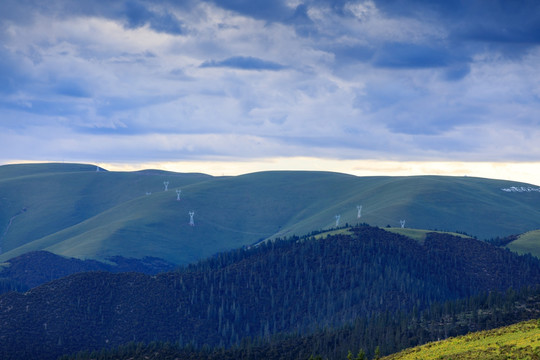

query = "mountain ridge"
[2,163,540,264]
[2,225,540,359]
[0,250,176,294]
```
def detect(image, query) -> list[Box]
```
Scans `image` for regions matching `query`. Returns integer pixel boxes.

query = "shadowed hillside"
[0,251,176,294]
[1,225,540,359]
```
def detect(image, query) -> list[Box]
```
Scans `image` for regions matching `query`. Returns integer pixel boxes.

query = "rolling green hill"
[2,163,540,264]
[382,319,540,360]
[506,229,540,258]
[384,227,471,243]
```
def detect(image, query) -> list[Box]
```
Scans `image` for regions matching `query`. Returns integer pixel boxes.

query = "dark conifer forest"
[2,225,540,359]
[59,285,540,360]
[0,250,176,295]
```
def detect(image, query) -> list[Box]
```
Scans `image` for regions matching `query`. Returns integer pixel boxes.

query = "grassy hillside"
[312,227,469,244]
[385,227,471,243]
[506,229,540,258]
[2,163,540,264]
[383,319,540,360]
[0,163,100,179]
[0,163,213,263]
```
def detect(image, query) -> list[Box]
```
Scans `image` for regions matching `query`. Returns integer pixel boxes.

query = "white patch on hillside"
[501,186,540,193]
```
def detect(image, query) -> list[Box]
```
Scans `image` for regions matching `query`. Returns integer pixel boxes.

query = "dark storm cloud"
[123,1,186,34]
[443,63,471,82]
[205,0,293,22]
[54,79,92,98]
[200,56,286,71]
[287,4,319,38]
[0,0,190,35]
[373,0,540,45]
[373,43,450,69]
[1,0,539,165]
[332,45,375,64]
[74,125,144,135]
[299,0,540,72]
[0,98,87,117]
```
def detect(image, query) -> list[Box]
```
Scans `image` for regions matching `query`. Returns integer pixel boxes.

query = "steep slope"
[2,163,540,264]
[1,225,540,360]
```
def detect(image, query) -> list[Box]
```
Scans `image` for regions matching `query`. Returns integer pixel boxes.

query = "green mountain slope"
[382,319,540,360]
[0,162,100,179]
[2,163,540,264]
[506,229,540,258]
[0,163,213,263]
[385,227,471,243]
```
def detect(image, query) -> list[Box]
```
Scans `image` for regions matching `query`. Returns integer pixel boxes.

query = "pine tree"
[374,346,381,360]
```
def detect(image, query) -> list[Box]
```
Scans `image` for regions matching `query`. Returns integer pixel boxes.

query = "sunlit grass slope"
[383,319,540,360]
[310,227,468,244]
[506,229,540,258]
[385,227,471,243]
[2,163,540,264]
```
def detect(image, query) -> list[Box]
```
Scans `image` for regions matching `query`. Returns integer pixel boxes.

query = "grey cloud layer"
[0,0,539,163]
[200,56,287,70]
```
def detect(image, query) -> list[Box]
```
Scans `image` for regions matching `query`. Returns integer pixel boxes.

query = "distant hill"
[2,225,540,360]
[0,163,213,263]
[382,319,540,360]
[0,251,176,295]
[2,162,540,264]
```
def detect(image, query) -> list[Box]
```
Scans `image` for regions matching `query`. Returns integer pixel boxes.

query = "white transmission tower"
[400,220,406,228]
[163,181,169,191]
[357,205,362,219]
[176,189,182,201]
[189,211,195,226]
[335,214,341,227]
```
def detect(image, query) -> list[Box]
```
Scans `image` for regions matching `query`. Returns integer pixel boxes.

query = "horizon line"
[2,157,540,186]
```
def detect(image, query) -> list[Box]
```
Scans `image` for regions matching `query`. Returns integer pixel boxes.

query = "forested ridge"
[0,250,177,295]
[1,225,540,359]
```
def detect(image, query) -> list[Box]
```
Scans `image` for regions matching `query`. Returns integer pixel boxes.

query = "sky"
[1,0,540,184]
